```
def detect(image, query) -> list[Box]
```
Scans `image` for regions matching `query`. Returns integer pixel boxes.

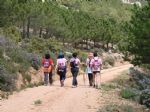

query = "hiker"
[56,53,67,87]
[70,52,80,88]
[86,53,94,86]
[42,53,54,86]
[91,52,102,89]
[49,63,54,85]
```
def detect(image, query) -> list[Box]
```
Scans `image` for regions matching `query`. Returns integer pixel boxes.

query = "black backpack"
[70,60,77,68]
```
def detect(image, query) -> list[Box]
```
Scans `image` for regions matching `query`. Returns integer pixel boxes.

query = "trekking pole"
[83,72,86,86]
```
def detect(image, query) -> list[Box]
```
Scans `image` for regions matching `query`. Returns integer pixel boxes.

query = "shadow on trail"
[46,84,92,89]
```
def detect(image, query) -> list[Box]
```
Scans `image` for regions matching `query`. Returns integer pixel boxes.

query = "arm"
[100,59,103,70]
[42,59,44,66]
[55,60,58,71]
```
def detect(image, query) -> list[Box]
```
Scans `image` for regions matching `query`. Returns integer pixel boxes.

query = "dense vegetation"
[120,1,150,69]
[0,0,149,92]
[0,0,132,49]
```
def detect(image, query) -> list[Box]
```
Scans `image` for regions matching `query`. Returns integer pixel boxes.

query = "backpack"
[58,60,66,72]
[43,59,51,73]
[70,59,77,68]
[43,59,50,68]
[93,59,101,71]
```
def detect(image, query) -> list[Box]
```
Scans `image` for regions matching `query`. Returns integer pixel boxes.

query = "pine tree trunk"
[63,37,65,46]
[112,42,114,49]
[27,17,30,38]
[45,28,49,38]
[86,39,88,48]
[33,27,37,35]
[93,39,96,47]
[39,27,42,38]
[22,20,26,39]
[106,42,109,50]
[74,42,77,48]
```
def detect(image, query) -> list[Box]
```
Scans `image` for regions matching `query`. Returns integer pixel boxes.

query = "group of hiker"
[42,52,102,89]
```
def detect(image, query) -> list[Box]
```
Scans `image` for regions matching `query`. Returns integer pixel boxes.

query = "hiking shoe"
[95,85,101,89]
[89,83,93,86]
[49,83,53,86]
[72,85,76,88]
[61,83,64,87]
[93,84,95,88]
[44,84,48,86]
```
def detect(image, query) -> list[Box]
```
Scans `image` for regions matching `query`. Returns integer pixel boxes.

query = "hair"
[45,53,50,59]
[58,54,64,59]
[93,52,98,57]
[72,52,77,58]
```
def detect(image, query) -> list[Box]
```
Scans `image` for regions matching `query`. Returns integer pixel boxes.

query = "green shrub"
[5,47,36,73]
[0,67,17,92]
[140,89,150,108]
[0,47,3,58]
[78,51,87,62]
[101,83,116,91]
[22,74,31,83]
[121,89,136,99]
[0,36,42,92]
[3,26,21,43]
[112,72,129,87]
[104,56,115,66]
[34,99,42,105]
[27,83,34,88]
[27,37,46,53]
[98,104,135,112]
[27,37,62,54]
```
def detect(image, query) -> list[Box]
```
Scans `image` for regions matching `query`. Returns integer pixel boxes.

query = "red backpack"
[43,59,51,73]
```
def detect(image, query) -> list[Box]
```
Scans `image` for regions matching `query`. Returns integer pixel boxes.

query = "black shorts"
[93,71,100,74]
[57,69,66,81]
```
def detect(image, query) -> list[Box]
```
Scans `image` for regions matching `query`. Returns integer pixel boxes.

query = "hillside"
[0,0,150,111]
[0,0,149,93]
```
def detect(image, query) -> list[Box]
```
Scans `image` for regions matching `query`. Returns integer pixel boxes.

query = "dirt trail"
[0,64,132,112]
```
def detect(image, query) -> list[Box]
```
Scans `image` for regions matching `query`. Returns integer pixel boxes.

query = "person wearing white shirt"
[90,52,102,89]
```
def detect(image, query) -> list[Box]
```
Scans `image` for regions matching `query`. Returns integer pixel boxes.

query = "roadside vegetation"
[99,68,150,111]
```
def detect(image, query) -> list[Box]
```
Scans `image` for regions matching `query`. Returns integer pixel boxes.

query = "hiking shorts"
[57,69,66,81]
[93,71,100,74]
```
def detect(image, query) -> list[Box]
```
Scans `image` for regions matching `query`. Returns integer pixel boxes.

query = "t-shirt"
[42,58,54,67]
[57,58,67,68]
[86,58,93,74]
[91,57,102,72]
[42,58,53,73]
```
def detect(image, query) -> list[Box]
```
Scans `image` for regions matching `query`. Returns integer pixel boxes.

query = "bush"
[0,47,3,58]
[26,37,62,54]
[78,50,87,62]
[101,83,116,91]
[92,48,104,55]
[104,56,115,66]
[22,73,31,84]
[27,37,46,53]
[0,67,17,91]
[140,89,150,108]
[34,99,42,105]
[3,26,21,43]
[98,104,135,112]
[111,71,130,86]
[121,88,136,99]
[0,35,42,92]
